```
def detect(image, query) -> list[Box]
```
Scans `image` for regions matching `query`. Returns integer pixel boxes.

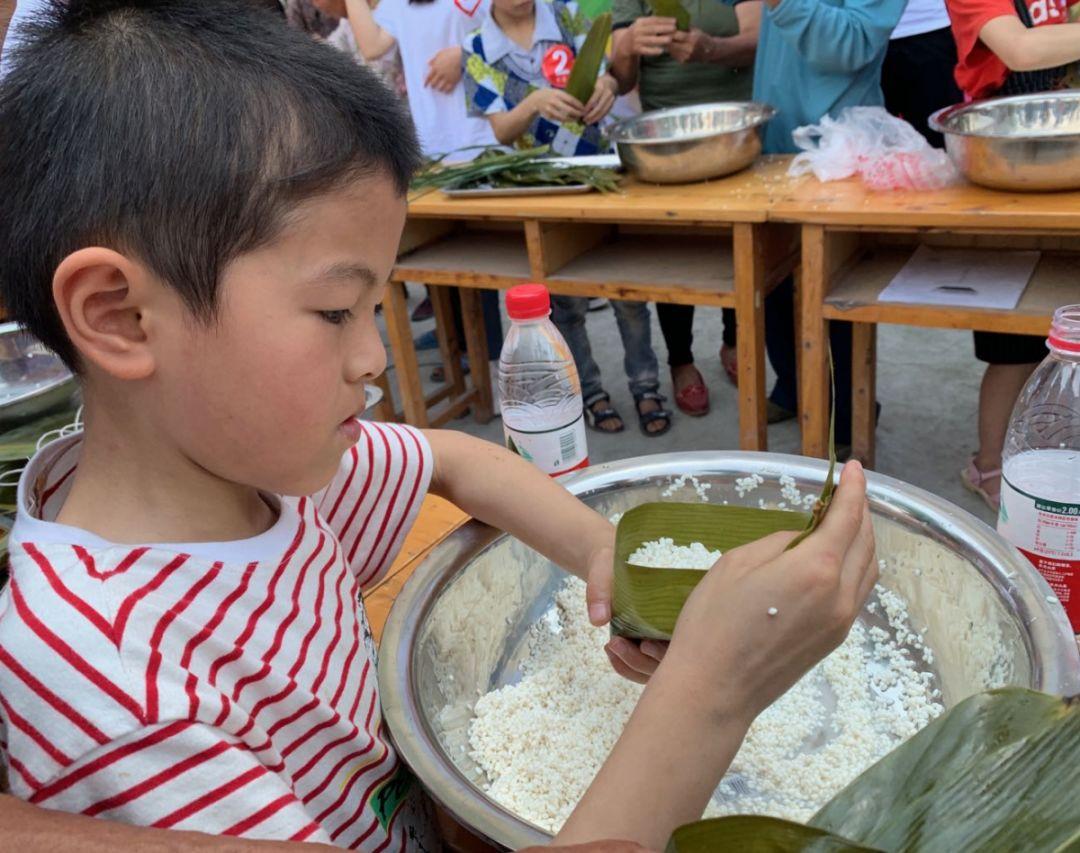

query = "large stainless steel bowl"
[0,322,77,424]
[379,453,1080,849]
[609,102,776,184]
[929,91,1080,191]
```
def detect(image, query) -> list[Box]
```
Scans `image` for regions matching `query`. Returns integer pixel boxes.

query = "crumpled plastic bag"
[788,106,960,191]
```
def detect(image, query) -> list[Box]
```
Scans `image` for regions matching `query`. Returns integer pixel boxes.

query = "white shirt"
[1,0,48,76]
[0,422,437,849]
[373,0,497,159]
[891,0,952,39]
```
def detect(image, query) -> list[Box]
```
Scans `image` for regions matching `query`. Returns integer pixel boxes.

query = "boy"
[0,1,877,849]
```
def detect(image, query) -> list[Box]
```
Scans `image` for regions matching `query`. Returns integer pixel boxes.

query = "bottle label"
[999,475,1080,632]
[503,415,588,478]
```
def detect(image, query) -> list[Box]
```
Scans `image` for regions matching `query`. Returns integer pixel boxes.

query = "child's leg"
[551,295,626,432]
[612,300,670,435]
[611,299,660,397]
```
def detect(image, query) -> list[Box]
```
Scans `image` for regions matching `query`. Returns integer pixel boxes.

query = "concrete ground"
[381,284,996,527]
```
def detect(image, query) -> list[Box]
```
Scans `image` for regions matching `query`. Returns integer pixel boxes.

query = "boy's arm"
[556,463,877,848]
[342,0,396,60]
[0,795,329,853]
[762,0,904,74]
[425,429,615,608]
[978,17,1080,71]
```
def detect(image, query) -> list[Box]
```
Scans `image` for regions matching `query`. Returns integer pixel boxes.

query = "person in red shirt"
[948,0,1080,99]
[946,0,1080,511]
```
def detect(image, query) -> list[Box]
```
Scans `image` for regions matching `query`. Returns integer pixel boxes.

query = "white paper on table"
[879,245,1040,310]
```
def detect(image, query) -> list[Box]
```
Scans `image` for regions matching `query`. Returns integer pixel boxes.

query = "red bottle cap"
[506,284,551,321]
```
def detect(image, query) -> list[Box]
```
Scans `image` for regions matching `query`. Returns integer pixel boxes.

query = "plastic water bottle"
[999,305,1080,633]
[499,284,588,478]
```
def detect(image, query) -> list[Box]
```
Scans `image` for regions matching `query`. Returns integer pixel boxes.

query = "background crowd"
[2,0,1079,496]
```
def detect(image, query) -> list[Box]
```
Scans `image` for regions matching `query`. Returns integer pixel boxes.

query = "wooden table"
[770,176,1080,465]
[365,495,469,644]
[388,157,800,451]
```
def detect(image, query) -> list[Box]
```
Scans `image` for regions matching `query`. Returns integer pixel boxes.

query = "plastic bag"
[788,106,960,191]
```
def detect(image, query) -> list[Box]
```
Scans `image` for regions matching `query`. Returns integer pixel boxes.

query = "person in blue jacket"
[752,0,906,444]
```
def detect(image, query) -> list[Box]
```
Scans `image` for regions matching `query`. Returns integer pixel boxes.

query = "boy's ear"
[52,247,159,381]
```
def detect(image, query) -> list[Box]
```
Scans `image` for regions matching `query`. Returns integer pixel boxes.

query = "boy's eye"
[319,309,355,326]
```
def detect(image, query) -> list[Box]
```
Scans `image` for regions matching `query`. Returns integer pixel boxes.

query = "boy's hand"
[668,28,712,64]
[666,462,877,724]
[531,88,586,123]
[582,75,618,125]
[424,46,463,93]
[627,16,678,56]
[586,543,668,684]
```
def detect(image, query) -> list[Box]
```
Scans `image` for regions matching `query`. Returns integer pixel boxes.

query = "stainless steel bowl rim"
[610,102,778,145]
[379,451,1080,848]
[929,91,1080,139]
[0,321,76,416]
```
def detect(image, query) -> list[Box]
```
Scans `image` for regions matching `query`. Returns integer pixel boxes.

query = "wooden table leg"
[799,225,831,459]
[458,288,494,423]
[370,372,397,422]
[383,280,429,427]
[431,286,467,397]
[851,322,877,468]
[734,223,767,451]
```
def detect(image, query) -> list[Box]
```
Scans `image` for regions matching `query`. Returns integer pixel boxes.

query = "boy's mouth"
[339,416,363,443]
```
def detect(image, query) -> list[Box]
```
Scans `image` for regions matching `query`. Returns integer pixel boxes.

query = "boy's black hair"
[0,0,420,369]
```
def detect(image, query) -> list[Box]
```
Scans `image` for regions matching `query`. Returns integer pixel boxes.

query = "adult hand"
[665,461,877,724]
[627,16,678,57]
[531,87,585,123]
[424,46,463,93]
[586,542,668,685]
[582,75,618,125]
[668,28,712,64]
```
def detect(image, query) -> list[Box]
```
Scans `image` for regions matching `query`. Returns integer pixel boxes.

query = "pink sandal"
[961,457,1001,512]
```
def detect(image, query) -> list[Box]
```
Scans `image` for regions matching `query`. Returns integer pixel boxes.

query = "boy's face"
[153,175,406,497]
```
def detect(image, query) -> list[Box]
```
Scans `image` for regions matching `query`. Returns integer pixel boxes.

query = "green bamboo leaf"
[811,689,1080,852]
[645,0,691,30]
[564,13,612,105]
[611,502,810,640]
[665,689,1080,852]
[667,816,876,853]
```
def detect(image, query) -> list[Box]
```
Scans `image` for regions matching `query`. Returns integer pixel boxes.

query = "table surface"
[407,155,1080,233]
[366,495,469,645]
[405,157,788,224]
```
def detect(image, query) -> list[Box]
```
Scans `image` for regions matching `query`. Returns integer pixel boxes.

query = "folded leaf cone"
[611,502,810,640]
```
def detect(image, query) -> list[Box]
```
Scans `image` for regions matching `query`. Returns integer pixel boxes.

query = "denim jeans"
[551,296,660,406]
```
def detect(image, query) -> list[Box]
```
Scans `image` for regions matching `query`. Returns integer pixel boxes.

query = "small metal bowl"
[0,323,77,424]
[609,102,776,184]
[930,91,1080,191]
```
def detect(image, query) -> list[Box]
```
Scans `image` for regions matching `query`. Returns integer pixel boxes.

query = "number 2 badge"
[542,44,574,89]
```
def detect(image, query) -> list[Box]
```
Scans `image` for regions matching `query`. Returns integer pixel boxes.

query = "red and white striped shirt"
[0,422,437,850]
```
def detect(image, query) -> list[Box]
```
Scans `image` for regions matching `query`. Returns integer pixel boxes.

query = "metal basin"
[379,453,1080,849]
[610,102,775,184]
[930,92,1080,191]
[0,322,77,424]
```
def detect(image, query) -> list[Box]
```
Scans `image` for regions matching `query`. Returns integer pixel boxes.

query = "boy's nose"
[346,324,387,385]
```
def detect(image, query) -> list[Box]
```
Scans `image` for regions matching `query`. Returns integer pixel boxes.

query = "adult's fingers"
[720,529,800,576]
[847,505,878,609]
[813,461,868,556]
